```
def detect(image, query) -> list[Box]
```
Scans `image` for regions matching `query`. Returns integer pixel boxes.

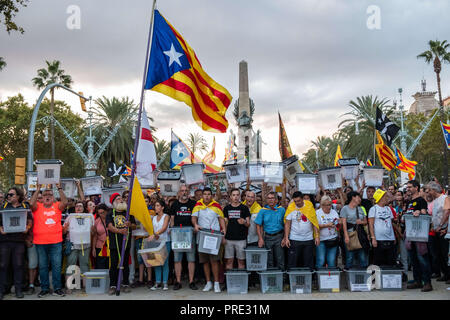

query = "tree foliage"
[0,0,28,34]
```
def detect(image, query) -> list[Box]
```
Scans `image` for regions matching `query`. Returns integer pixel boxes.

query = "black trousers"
[373,241,396,266]
[95,248,109,270]
[0,242,25,293]
[430,234,449,279]
[109,247,131,287]
[287,240,314,270]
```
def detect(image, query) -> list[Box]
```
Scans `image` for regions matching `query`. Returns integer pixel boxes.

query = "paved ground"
[2,272,449,300]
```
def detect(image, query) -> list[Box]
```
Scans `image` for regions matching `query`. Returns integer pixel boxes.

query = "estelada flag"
[145,10,232,133]
[441,121,450,150]
[278,112,293,161]
[375,131,397,171]
[395,148,417,180]
[334,145,343,167]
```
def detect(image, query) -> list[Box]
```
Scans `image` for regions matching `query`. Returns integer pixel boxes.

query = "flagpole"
[373,127,376,166]
[116,0,157,296]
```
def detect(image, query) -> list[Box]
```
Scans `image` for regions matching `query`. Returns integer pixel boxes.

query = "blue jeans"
[408,242,432,284]
[344,244,368,269]
[36,242,63,291]
[154,242,171,284]
[316,241,338,269]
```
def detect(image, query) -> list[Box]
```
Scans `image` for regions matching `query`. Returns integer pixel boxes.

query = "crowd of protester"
[0,176,449,299]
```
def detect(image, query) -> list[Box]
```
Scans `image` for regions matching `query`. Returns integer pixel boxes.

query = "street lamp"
[44,127,49,142]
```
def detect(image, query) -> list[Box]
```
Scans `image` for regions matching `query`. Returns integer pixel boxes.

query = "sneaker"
[15,290,24,299]
[202,281,212,292]
[52,289,65,297]
[122,285,131,293]
[163,284,169,291]
[407,282,423,289]
[37,290,50,298]
[25,285,35,295]
[146,280,155,289]
[108,286,116,295]
[189,282,198,290]
[173,282,182,290]
[150,283,162,291]
[421,282,433,292]
[214,282,221,293]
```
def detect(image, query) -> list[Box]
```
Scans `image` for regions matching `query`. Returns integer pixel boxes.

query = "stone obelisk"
[236,60,256,161]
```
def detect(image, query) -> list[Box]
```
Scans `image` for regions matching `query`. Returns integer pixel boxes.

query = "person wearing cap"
[368,189,397,266]
[106,193,136,295]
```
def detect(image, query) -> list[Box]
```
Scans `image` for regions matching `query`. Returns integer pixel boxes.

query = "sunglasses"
[6,193,16,197]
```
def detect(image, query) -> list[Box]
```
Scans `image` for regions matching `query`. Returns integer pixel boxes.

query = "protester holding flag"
[106,193,136,295]
[191,188,226,293]
[148,199,171,291]
[92,204,110,269]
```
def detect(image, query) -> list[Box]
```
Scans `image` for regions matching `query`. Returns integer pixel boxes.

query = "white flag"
[135,109,157,186]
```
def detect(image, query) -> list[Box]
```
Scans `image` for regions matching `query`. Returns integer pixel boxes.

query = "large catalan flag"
[395,148,417,180]
[375,130,397,171]
[441,122,450,150]
[145,10,232,133]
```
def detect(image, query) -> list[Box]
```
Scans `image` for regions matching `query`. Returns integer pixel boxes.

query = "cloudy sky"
[1,0,449,166]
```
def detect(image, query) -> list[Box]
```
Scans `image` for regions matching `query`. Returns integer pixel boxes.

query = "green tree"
[0,57,6,71]
[154,138,170,170]
[32,60,73,159]
[186,132,207,155]
[0,0,28,34]
[417,39,450,186]
[0,94,85,190]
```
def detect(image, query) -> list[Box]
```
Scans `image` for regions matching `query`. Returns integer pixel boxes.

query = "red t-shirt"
[32,202,63,245]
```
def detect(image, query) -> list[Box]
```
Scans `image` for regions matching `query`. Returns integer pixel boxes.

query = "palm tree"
[90,96,145,169]
[154,138,170,170]
[32,60,73,158]
[186,132,208,155]
[417,40,450,186]
[0,57,6,71]
[338,95,394,165]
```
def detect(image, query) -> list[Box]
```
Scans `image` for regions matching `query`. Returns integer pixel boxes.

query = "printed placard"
[319,275,339,289]
[202,235,218,251]
[382,274,401,289]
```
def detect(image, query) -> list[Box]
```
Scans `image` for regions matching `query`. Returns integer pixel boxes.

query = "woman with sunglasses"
[0,187,33,299]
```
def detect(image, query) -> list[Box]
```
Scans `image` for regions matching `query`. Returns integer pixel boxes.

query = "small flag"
[202,137,216,164]
[171,131,193,169]
[135,109,157,186]
[278,112,293,161]
[440,122,450,150]
[223,134,236,163]
[375,131,397,171]
[130,176,154,235]
[0,154,3,161]
[123,166,132,176]
[145,10,232,133]
[395,148,417,180]
[366,159,373,167]
[79,92,87,112]
[376,107,400,147]
[334,145,343,167]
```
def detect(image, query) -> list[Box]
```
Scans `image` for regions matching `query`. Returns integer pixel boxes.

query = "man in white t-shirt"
[426,181,449,282]
[368,189,396,266]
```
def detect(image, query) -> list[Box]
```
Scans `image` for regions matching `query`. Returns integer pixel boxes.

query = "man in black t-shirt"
[169,184,198,290]
[106,193,136,295]
[404,180,433,292]
[223,188,250,270]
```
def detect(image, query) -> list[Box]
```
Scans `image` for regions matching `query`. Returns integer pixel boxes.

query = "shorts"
[224,240,246,260]
[66,248,90,274]
[198,245,223,264]
[27,244,38,269]
[173,245,196,263]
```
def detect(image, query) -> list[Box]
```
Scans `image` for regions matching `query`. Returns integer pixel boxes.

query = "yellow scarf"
[284,200,319,239]
[242,200,262,215]
[192,199,224,218]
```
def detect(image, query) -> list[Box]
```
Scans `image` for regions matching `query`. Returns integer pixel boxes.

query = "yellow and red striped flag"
[375,131,397,171]
[202,137,216,164]
[366,159,373,166]
[0,154,3,161]
[145,10,232,133]
[395,148,417,180]
[334,145,343,167]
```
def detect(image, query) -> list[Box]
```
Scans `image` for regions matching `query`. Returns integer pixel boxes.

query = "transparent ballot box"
[316,267,341,293]
[345,268,371,292]
[318,167,342,190]
[197,228,223,255]
[0,209,29,233]
[295,173,318,195]
[181,164,205,185]
[67,213,94,246]
[258,268,283,294]
[380,266,403,291]
[244,246,269,271]
[138,240,168,267]
[84,270,109,294]
[263,162,284,185]
[157,171,182,196]
[283,155,302,182]
[170,226,194,252]
[34,159,63,185]
[80,176,104,196]
[363,167,384,187]
[225,269,250,294]
[248,161,265,182]
[338,158,360,180]
[404,214,431,242]
[223,162,247,184]
[287,268,313,294]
